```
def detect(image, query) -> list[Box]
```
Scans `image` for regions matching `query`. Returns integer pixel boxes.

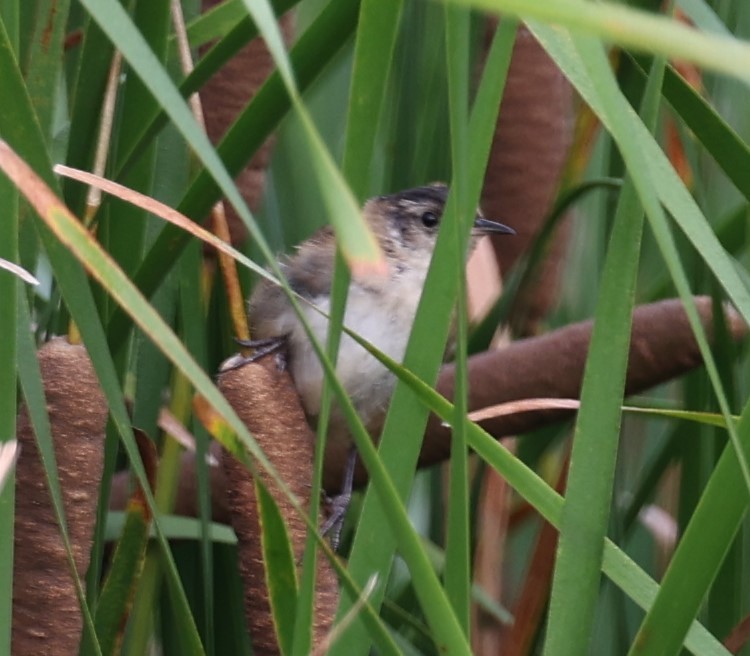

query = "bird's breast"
[287,270,427,432]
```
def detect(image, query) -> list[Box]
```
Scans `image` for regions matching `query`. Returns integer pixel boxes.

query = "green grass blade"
[332,18,517,653]
[184,0,250,47]
[622,404,735,427]
[442,0,750,87]
[23,0,70,145]
[0,18,20,650]
[543,39,662,654]
[625,55,750,209]
[0,0,18,52]
[177,248,216,653]
[93,490,150,655]
[256,480,298,655]
[104,512,237,544]
[0,14,55,188]
[385,3,450,189]
[628,400,750,655]
[63,17,113,217]
[677,0,731,35]
[443,3,472,632]
[662,64,750,202]
[0,118,17,656]
[341,0,403,199]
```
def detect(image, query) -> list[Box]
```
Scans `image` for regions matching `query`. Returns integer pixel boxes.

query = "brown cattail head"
[13,337,107,654]
[419,297,748,467]
[218,355,338,655]
[482,24,574,334]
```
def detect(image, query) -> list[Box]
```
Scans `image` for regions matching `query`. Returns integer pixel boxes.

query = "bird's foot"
[219,336,287,373]
[320,447,358,552]
[321,493,351,552]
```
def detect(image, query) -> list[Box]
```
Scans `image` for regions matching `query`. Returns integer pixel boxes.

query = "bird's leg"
[321,446,358,552]
[219,336,287,373]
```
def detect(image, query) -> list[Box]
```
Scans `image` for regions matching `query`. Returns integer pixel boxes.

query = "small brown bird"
[231,183,514,539]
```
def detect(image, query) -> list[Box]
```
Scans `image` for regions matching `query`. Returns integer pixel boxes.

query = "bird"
[228,182,514,541]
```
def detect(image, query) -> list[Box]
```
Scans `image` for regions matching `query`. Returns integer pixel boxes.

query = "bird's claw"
[219,336,287,372]
[320,448,358,552]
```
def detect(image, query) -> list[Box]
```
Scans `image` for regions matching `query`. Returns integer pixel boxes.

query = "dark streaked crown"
[382,182,449,208]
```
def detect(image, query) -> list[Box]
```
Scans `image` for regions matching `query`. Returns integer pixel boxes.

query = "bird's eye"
[421,211,439,228]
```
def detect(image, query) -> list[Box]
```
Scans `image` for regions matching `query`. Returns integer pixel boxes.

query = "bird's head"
[363,183,514,266]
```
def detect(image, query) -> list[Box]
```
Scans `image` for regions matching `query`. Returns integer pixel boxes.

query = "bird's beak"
[472,217,516,236]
